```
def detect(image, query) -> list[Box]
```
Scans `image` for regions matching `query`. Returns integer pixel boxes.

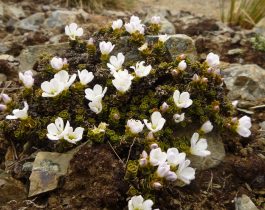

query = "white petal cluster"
[144,111,166,133]
[131,61,152,78]
[107,53,125,74]
[78,69,94,85]
[150,16,161,24]
[112,70,134,93]
[99,41,115,55]
[178,60,187,71]
[112,19,123,30]
[85,84,107,114]
[6,101,29,120]
[50,57,67,70]
[158,34,170,43]
[125,15,145,34]
[47,117,84,144]
[200,120,213,134]
[150,148,167,166]
[65,23,83,40]
[41,70,76,97]
[206,52,220,68]
[128,195,155,210]
[176,159,195,184]
[236,116,251,137]
[173,90,193,108]
[19,70,34,88]
[173,113,185,123]
[190,132,211,157]
[138,43,148,51]
[0,93,12,104]
[127,119,144,134]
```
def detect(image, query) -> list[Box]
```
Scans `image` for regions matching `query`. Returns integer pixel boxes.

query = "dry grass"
[220,0,265,29]
[65,0,135,12]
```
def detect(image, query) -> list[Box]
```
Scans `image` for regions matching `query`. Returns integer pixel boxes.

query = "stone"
[18,42,68,71]
[0,171,27,203]
[44,10,79,29]
[235,194,258,210]
[16,12,45,31]
[223,64,265,101]
[0,2,4,17]
[0,54,15,62]
[227,48,245,55]
[4,4,26,19]
[28,151,75,197]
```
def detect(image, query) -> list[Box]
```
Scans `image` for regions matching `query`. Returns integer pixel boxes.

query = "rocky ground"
[0,0,265,209]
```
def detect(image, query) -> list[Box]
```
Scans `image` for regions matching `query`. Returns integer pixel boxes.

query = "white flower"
[1,93,12,104]
[0,104,7,111]
[190,132,211,157]
[87,38,94,45]
[200,121,213,133]
[138,43,148,51]
[99,41,115,55]
[128,195,154,210]
[149,147,167,166]
[85,84,107,102]
[151,16,161,24]
[46,117,70,141]
[160,102,169,113]
[173,90,193,108]
[78,69,94,85]
[156,162,170,177]
[112,19,123,30]
[125,16,145,34]
[178,60,187,71]
[206,52,220,67]
[54,70,76,89]
[144,111,166,133]
[166,148,186,167]
[139,150,148,166]
[50,57,67,70]
[127,119,144,134]
[64,126,84,144]
[236,116,251,137]
[158,34,170,43]
[41,78,65,97]
[131,61,152,78]
[18,70,34,88]
[173,113,185,123]
[107,53,125,74]
[65,23,83,40]
[112,70,134,93]
[176,159,195,184]
[232,100,239,107]
[192,74,200,82]
[6,101,28,120]
[89,99,103,114]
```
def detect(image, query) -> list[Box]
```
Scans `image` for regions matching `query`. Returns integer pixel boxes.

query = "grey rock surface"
[16,12,45,31]
[235,194,258,210]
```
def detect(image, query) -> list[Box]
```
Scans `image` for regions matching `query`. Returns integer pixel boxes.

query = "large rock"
[235,194,258,210]
[16,12,45,31]
[223,64,265,101]
[0,171,27,204]
[4,4,26,19]
[18,43,68,71]
[28,151,75,197]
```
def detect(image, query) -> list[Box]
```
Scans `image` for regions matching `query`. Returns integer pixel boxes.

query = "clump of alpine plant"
[0,16,253,209]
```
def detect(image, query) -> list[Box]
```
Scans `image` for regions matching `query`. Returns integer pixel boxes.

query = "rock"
[16,12,45,31]
[235,194,258,210]
[223,64,265,101]
[4,4,26,19]
[18,42,68,71]
[28,151,75,197]
[227,48,245,55]
[0,73,7,82]
[44,10,79,29]
[103,9,127,17]
[0,54,15,62]
[0,171,27,203]
[0,42,12,54]
[0,2,4,17]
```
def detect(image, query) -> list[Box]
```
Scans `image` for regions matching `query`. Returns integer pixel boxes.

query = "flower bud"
[192,74,200,82]
[147,131,155,140]
[0,104,7,111]
[160,102,169,113]
[1,94,12,104]
[87,38,94,45]
[202,77,208,83]
[152,182,162,189]
[178,60,187,71]
[150,143,158,149]
[171,69,179,77]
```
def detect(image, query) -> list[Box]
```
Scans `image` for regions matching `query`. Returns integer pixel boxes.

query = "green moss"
[125,160,139,180]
